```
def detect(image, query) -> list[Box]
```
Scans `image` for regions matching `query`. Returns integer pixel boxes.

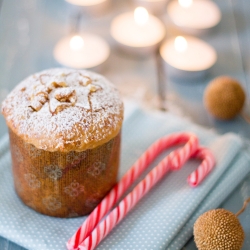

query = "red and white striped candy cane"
[67,132,199,250]
[76,141,215,249]
[188,147,216,187]
[79,154,172,250]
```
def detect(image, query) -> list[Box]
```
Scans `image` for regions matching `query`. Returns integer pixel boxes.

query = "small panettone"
[1,68,124,217]
[204,76,245,120]
[194,209,244,250]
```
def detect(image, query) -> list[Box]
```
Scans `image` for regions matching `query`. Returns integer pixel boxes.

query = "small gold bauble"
[204,76,245,120]
[194,209,244,250]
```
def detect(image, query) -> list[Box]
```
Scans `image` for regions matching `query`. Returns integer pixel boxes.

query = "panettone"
[1,68,124,217]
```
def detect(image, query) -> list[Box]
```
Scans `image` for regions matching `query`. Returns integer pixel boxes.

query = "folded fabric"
[0,102,249,250]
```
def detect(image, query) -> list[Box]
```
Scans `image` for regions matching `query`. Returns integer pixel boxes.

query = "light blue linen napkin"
[0,102,249,250]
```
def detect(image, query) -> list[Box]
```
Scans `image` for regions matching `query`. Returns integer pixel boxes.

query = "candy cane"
[78,152,172,250]
[76,142,215,250]
[187,147,216,187]
[67,133,199,250]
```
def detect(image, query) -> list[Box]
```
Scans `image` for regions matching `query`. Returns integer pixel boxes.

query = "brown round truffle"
[194,209,244,250]
[204,76,245,120]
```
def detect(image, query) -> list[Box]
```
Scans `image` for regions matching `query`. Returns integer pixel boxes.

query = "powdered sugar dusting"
[1,68,124,152]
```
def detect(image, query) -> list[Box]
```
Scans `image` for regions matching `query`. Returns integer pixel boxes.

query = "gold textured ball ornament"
[194,209,244,250]
[204,76,245,120]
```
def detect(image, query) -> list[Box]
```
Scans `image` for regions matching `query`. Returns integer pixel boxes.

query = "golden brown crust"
[1,68,124,152]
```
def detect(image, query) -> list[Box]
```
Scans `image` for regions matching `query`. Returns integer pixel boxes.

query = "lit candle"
[110,7,166,56]
[132,0,169,15]
[53,34,110,69]
[65,0,110,16]
[167,0,221,34]
[160,36,217,79]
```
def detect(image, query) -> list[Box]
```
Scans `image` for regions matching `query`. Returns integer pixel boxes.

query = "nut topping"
[49,98,72,114]
[47,81,67,90]
[54,88,76,104]
[53,81,67,87]
[79,76,92,86]
[54,104,72,114]
[88,85,97,92]
[27,71,102,114]
[40,74,50,85]
[29,100,43,111]
[36,94,48,105]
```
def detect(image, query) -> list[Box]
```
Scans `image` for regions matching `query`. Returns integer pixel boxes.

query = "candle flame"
[178,0,193,8]
[70,35,84,51]
[174,36,188,52]
[134,7,149,26]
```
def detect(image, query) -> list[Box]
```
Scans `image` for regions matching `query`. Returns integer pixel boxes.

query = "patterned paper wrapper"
[8,129,121,218]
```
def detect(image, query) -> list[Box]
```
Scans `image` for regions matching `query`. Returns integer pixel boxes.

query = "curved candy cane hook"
[67,133,215,250]
[169,145,216,187]
[188,147,216,187]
